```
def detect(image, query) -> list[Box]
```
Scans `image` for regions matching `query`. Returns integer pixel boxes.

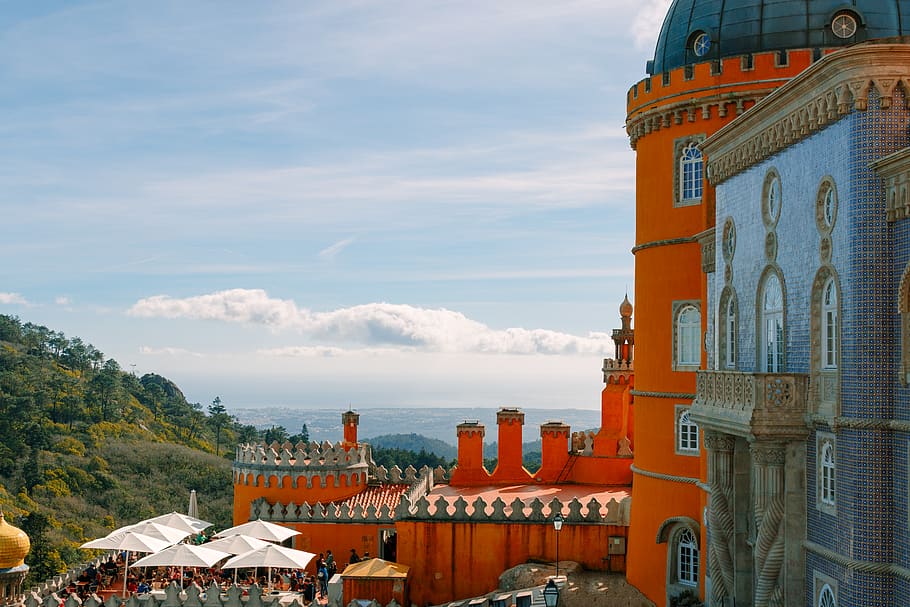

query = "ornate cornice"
[810,414,910,433]
[626,89,772,150]
[702,43,910,185]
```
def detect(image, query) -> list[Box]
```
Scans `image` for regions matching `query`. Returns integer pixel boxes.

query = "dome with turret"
[619,294,633,318]
[0,512,29,569]
[649,0,910,74]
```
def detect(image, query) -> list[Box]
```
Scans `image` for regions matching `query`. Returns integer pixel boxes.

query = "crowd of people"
[68,545,374,605]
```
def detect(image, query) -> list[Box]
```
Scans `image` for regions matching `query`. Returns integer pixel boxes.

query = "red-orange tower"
[622,3,825,603]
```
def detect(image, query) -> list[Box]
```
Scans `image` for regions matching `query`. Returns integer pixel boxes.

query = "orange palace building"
[232,300,636,606]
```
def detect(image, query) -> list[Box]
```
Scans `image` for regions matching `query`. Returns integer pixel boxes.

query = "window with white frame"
[822,278,838,369]
[676,408,699,454]
[677,305,701,367]
[817,432,836,515]
[679,143,703,203]
[761,273,785,372]
[818,583,836,607]
[677,528,699,586]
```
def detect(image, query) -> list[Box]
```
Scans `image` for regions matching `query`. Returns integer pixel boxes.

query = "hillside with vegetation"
[0,315,274,586]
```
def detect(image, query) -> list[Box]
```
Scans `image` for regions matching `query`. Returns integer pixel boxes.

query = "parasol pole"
[122,550,130,597]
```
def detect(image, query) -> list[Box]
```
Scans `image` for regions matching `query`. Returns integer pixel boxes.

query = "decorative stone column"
[750,442,786,607]
[705,431,736,605]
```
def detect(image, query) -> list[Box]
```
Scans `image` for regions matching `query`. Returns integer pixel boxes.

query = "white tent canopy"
[130,544,231,569]
[214,519,300,543]
[80,531,173,596]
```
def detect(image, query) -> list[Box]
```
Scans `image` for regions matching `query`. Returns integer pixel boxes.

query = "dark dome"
[649,0,910,74]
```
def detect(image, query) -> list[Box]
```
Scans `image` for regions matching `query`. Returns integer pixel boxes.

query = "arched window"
[677,528,699,586]
[818,583,836,607]
[680,143,703,202]
[725,296,737,368]
[820,441,835,506]
[677,305,701,367]
[760,274,784,372]
[822,278,838,369]
[677,408,699,454]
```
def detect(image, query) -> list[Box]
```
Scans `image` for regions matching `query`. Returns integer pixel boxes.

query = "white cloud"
[632,0,673,51]
[128,288,614,356]
[55,296,71,305]
[318,237,355,260]
[139,345,204,358]
[0,293,28,305]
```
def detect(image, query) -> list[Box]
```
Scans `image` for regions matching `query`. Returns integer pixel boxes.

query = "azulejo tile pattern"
[712,87,910,605]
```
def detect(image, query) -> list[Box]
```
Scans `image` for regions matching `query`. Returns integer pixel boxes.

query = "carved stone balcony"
[690,370,810,440]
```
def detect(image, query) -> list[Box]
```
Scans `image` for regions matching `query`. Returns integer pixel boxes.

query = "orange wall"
[396,520,627,606]
[624,50,813,605]
[233,472,367,524]
[291,522,389,571]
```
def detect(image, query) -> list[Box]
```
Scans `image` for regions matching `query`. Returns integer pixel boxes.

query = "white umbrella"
[188,491,199,520]
[130,543,232,588]
[81,531,172,596]
[204,534,272,584]
[204,534,270,555]
[221,544,316,592]
[214,519,300,543]
[110,521,190,545]
[142,511,211,535]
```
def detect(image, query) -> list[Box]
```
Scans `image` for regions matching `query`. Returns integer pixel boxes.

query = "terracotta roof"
[339,484,409,512]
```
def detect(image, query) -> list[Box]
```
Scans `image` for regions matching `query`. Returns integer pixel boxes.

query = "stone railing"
[396,494,631,526]
[29,555,113,598]
[690,370,809,440]
[25,583,408,607]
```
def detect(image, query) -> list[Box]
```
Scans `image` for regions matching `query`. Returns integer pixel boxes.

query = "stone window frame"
[673,135,706,208]
[899,262,910,386]
[757,267,787,373]
[810,268,841,417]
[675,406,699,456]
[657,518,701,602]
[675,527,699,587]
[718,286,738,370]
[813,571,838,607]
[762,168,783,229]
[815,177,839,234]
[673,300,702,371]
[816,431,836,515]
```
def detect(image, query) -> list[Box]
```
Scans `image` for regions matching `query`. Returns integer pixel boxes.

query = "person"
[362,551,369,560]
[349,548,360,564]
[302,576,315,603]
[317,562,328,598]
[325,550,335,578]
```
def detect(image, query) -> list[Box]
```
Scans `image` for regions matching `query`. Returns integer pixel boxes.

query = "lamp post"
[543,578,559,607]
[553,513,564,580]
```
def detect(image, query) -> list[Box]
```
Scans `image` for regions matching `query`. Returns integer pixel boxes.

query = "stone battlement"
[397,493,631,526]
[234,441,371,469]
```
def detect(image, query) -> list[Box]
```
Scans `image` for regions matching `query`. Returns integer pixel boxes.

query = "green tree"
[207,397,232,457]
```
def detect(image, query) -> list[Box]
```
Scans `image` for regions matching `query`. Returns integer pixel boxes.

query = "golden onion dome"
[619,294,633,318]
[0,511,29,568]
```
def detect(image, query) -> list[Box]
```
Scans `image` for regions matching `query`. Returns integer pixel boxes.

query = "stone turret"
[536,421,571,482]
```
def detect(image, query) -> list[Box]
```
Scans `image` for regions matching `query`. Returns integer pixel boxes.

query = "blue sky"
[1,1,671,411]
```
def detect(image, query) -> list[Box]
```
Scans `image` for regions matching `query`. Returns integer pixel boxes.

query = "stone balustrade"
[234,442,371,470]
[690,370,809,439]
[24,583,408,607]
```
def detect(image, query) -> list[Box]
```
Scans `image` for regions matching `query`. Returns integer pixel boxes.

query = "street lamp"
[553,513,564,580]
[543,578,559,607]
